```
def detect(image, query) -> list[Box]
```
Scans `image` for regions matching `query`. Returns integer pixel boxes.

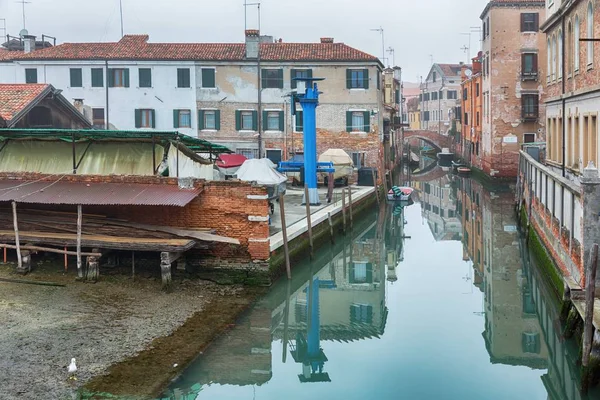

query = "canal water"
[160,169,596,400]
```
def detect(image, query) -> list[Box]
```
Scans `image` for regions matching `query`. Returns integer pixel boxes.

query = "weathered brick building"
[419,63,463,135]
[542,0,600,182]
[480,0,547,178]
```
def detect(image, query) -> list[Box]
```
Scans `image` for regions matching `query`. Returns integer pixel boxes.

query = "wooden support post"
[132,251,135,279]
[85,248,100,282]
[3,247,6,263]
[76,204,83,279]
[279,194,292,280]
[304,185,314,259]
[583,243,598,367]
[64,247,68,271]
[348,187,354,229]
[327,212,334,244]
[160,251,174,292]
[327,172,334,203]
[341,189,347,234]
[11,202,23,273]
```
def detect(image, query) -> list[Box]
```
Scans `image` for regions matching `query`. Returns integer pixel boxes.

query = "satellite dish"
[19,29,29,38]
[464,69,473,78]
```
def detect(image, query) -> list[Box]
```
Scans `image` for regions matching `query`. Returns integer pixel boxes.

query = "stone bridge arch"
[404,130,451,151]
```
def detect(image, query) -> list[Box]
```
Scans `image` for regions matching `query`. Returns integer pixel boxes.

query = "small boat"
[216,154,247,176]
[387,186,414,202]
[457,167,471,175]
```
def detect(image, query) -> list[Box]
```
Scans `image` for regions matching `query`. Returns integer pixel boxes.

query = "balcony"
[521,71,539,81]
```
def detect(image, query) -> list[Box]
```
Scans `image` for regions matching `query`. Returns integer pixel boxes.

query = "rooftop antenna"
[470,26,483,51]
[16,0,31,30]
[461,32,471,62]
[387,47,395,67]
[119,0,124,37]
[429,54,434,65]
[244,0,261,32]
[370,27,386,66]
[0,19,6,39]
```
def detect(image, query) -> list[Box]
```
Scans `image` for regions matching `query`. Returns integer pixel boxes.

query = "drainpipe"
[561,13,566,177]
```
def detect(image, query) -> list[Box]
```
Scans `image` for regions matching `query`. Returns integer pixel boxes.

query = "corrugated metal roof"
[0,180,201,207]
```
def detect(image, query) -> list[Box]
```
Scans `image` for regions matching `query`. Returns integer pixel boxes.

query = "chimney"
[320,37,334,43]
[259,35,274,44]
[73,99,84,114]
[23,35,36,54]
[245,29,260,59]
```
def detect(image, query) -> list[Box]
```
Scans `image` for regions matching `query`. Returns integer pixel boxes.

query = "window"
[431,91,438,101]
[521,94,539,120]
[70,68,82,87]
[91,68,104,87]
[521,13,539,32]
[377,70,381,90]
[25,68,37,83]
[294,110,303,132]
[198,110,220,130]
[423,92,430,101]
[290,68,312,89]
[395,89,400,104]
[173,109,191,128]
[463,88,468,100]
[261,68,283,89]
[524,133,536,143]
[476,112,480,125]
[476,83,480,96]
[235,110,257,131]
[266,149,282,165]
[92,108,105,129]
[109,68,129,87]
[567,22,573,77]
[588,2,594,66]
[424,111,430,121]
[522,332,541,354]
[139,68,152,88]
[134,109,155,128]
[575,15,580,71]
[552,35,557,80]
[346,110,370,132]
[350,304,373,324]
[264,110,284,131]
[464,112,469,125]
[558,29,563,78]
[447,90,457,99]
[547,39,552,80]
[432,71,437,82]
[351,152,366,169]
[237,148,259,159]
[346,69,369,89]
[177,68,191,88]
[486,17,490,38]
[483,21,487,39]
[522,53,538,79]
[439,90,444,100]
[201,68,216,88]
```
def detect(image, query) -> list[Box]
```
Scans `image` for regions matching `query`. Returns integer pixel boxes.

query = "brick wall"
[0,173,270,261]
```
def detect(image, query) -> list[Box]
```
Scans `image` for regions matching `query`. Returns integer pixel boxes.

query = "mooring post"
[583,243,598,368]
[64,247,68,271]
[11,201,23,274]
[282,278,291,363]
[327,172,334,203]
[160,252,173,291]
[341,189,347,235]
[279,193,292,280]
[304,185,314,259]
[76,204,83,279]
[348,187,354,229]
[327,212,334,244]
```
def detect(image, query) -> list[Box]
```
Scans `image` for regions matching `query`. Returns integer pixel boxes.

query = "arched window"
[552,35,557,80]
[575,15,581,71]
[558,29,563,78]
[567,21,573,76]
[587,2,594,66]
[547,38,552,80]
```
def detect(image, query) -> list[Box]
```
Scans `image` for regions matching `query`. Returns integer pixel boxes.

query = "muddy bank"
[0,260,261,400]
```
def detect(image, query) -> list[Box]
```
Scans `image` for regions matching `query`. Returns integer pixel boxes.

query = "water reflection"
[160,170,596,400]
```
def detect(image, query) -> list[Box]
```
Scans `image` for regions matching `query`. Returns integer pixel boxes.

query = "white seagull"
[68,358,77,380]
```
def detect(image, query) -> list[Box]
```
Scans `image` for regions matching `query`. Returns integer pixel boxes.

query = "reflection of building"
[478,189,548,368]
[458,178,485,289]
[421,175,462,241]
[385,203,409,282]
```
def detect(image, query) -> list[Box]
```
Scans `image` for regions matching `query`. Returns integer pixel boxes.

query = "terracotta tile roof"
[0,48,13,61]
[0,84,50,122]
[437,63,465,77]
[8,35,379,63]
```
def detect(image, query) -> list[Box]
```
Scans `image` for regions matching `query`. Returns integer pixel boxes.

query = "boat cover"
[216,154,247,168]
[236,158,287,186]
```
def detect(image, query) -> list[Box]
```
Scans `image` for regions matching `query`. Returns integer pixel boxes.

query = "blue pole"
[307,277,320,370]
[300,83,320,205]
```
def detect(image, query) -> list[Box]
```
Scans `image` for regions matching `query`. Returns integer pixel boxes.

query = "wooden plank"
[0,244,101,257]
[76,205,83,279]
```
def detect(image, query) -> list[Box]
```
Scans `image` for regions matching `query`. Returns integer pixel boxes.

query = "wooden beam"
[75,141,93,171]
[11,201,22,272]
[76,204,83,279]
[0,244,101,257]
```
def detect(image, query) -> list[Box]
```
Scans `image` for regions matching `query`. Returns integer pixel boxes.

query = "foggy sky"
[0,0,488,81]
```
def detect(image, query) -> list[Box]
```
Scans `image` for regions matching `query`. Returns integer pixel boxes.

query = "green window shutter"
[173,110,180,128]
[262,110,268,131]
[215,110,220,130]
[278,111,285,131]
[290,69,297,89]
[151,109,156,128]
[201,68,215,88]
[134,109,141,128]
[124,69,130,87]
[235,110,241,131]
[108,69,115,87]
[139,68,152,87]
[346,111,352,132]
[91,68,103,87]
[198,110,204,130]
[70,68,82,87]
[346,69,352,89]
[377,70,380,90]
[295,111,303,132]
[277,69,284,89]
[261,69,266,89]
[363,111,370,132]
[252,110,258,131]
[307,69,313,79]
[363,69,369,89]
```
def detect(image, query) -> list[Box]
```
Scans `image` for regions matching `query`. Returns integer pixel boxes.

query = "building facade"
[0,32,389,172]
[480,0,547,178]
[419,63,463,135]
[542,0,600,182]
[460,54,484,168]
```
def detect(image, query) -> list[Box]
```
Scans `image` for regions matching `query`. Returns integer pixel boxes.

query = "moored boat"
[387,186,414,202]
